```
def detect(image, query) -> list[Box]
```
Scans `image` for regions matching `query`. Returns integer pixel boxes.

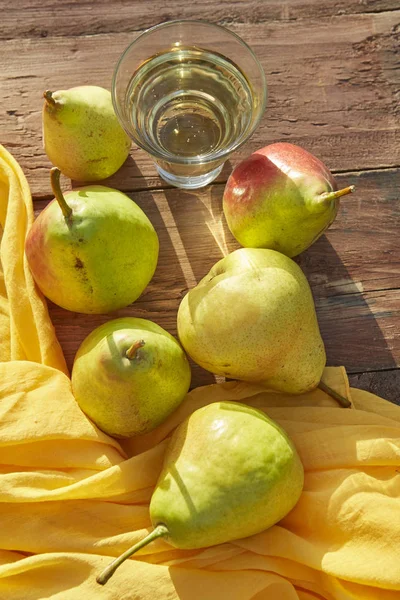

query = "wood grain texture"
[1,11,399,195]
[349,370,400,404]
[32,169,399,389]
[3,0,400,402]
[1,0,398,39]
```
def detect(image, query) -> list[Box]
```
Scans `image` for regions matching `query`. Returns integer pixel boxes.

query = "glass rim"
[111,19,267,165]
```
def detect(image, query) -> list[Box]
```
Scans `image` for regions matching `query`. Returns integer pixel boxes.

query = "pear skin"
[177,248,326,394]
[25,169,159,314]
[97,401,304,585]
[43,86,131,181]
[223,143,355,257]
[150,401,304,548]
[71,318,191,438]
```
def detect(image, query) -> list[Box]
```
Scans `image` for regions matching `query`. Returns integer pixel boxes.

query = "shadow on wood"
[47,173,398,393]
[73,152,154,192]
[161,184,238,283]
[298,235,397,374]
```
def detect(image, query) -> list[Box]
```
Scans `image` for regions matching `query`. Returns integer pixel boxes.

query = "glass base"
[156,164,224,189]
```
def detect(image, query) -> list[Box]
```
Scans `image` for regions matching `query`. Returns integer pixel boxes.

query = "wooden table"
[2,1,399,402]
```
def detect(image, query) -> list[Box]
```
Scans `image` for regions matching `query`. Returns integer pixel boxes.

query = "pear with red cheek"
[223,142,355,257]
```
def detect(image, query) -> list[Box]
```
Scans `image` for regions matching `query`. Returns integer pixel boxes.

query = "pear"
[97,401,304,585]
[71,318,191,438]
[43,85,131,181]
[25,168,159,314]
[223,142,355,257]
[177,248,350,407]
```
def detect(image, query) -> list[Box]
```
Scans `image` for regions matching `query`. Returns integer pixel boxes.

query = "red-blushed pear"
[223,142,355,257]
[25,168,159,314]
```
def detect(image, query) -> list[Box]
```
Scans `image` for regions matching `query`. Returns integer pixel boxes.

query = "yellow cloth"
[0,147,67,373]
[0,144,399,600]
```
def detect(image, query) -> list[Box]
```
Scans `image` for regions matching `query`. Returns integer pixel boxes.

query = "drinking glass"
[112,20,267,189]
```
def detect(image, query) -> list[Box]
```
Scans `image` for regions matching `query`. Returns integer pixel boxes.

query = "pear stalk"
[43,90,56,107]
[318,185,355,203]
[97,525,168,585]
[126,339,145,360]
[318,380,351,408]
[50,168,73,220]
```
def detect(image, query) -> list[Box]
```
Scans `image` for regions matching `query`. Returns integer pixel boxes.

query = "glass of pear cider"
[112,20,267,189]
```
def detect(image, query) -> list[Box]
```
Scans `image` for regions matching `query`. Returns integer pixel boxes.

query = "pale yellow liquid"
[127,46,253,173]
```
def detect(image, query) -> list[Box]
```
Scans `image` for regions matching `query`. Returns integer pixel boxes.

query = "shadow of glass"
[58,156,397,396]
[162,184,238,283]
[71,153,151,191]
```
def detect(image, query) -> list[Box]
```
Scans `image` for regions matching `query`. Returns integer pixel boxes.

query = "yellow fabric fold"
[0,144,399,599]
[0,145,67,373]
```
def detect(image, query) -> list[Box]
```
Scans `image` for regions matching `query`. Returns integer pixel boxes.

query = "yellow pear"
[177,248,325,395]
[43,85,131,181]
[97,401,304,585]
[72,318,191,438]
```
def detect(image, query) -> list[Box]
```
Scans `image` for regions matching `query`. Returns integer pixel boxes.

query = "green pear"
[177,247,325,395]
[25,168,158,314]
[71,317,191,438]
[97,401,304,585]
[43,85,131,181]
[223,142,355,257]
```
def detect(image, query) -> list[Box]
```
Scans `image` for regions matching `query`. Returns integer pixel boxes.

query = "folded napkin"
[0,144,399,600]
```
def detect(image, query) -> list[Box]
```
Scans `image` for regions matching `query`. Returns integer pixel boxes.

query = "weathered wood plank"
[349,370,400,404]
[4,1,399,400]
[1,12,399,195]
[31,169,399,379]
[297,169,400,297]
[47,288,400,386]
[1,0,398,39]
[35,169,400,303]
[316,289,400,373]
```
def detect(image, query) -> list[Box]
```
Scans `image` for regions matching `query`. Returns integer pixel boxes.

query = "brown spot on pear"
[25,169,159,314]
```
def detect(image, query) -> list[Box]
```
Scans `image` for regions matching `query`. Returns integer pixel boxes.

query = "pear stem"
[318,380,351,408]
[126,340,145,360]
[97,525,169,586]
[318,185,355,203]
[43,90,56,106]
[50,168,73,220]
